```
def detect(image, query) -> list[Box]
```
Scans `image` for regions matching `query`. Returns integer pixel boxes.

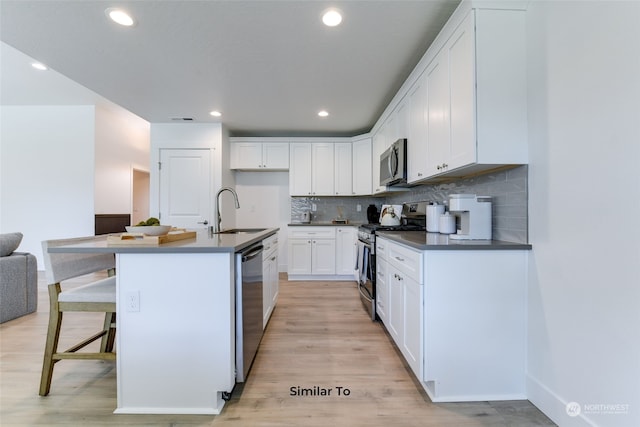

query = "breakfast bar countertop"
[47,228,279,254]
[376,230,532,251]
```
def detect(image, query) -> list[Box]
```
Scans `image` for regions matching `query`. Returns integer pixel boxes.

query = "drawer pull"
[395,256,405,262]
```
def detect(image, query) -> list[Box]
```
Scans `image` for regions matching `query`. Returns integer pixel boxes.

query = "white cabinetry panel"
[334,143,353,196]
[289,143,312,196]
[352,137,372,195]
[230,141,289,170]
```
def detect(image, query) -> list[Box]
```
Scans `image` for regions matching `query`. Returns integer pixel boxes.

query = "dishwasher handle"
[242,245,264,262]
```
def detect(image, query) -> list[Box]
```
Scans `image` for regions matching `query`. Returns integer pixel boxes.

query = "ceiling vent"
[170,117,194,121]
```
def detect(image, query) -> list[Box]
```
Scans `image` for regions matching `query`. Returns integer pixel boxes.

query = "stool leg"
[39,284,62,396]
[101,312,116,353]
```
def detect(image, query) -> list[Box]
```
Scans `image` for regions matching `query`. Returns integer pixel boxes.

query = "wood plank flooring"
[0,273,556,426]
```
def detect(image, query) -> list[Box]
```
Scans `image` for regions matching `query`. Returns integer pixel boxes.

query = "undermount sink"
[215,228,267,234]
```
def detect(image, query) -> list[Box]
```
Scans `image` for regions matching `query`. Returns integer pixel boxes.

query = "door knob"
[198,220,209,225]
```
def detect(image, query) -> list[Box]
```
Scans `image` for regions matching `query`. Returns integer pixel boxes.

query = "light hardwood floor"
[0,272,555,426]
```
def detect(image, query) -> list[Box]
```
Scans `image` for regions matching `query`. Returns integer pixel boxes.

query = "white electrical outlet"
[357,204,362,212]
[126,290,140,312]
[312,203,317,212]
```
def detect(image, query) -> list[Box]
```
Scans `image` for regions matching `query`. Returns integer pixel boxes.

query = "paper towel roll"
[439,212,456,234]
[426,204,445,232]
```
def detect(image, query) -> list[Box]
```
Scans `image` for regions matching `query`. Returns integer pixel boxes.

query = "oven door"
[356,239,376,321]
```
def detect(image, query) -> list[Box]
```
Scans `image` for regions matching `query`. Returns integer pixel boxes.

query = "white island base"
[114,252,235,415]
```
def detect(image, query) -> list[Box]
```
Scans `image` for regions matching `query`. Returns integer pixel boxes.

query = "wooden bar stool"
[39,236,117,396]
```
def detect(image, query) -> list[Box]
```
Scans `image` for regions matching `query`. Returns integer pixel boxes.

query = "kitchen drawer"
[288,227,336,239]
[376,239,388,260]
[387,241,422,283]
[263,234,278,260]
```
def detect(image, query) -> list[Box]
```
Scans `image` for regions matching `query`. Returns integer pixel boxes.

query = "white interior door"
[159,149,212,229]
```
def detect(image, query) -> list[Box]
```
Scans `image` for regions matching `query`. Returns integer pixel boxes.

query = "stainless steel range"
[356,202,427,320]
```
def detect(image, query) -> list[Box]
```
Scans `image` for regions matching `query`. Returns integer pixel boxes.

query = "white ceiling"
[0,0,460,137]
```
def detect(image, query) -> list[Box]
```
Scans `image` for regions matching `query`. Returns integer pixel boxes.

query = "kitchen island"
[48,228,278,415]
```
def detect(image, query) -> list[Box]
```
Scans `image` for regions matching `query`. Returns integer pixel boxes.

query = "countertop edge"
[376,231,532,251]
[48,229,279,254]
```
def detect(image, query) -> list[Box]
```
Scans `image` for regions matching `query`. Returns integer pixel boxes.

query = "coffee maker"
[448,194,492,240]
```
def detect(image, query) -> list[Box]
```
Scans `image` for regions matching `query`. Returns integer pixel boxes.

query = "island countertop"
[48,228,279,254]
[376,230,532,250]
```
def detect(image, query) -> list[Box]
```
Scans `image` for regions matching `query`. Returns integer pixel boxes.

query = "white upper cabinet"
[289,143,313,196]
[425,48,451,177]
[289,140,372,196]
[230,140,289,170]
[352,137,372,195]
[394,98,409,142]
[334,143,352,196]
[424,8,527,179]
[289,142,336,196]
[262,143,290,169]
[311,143,335,195]
[407,74,428,183]
[371,131,386,195]
[374,5,527,184]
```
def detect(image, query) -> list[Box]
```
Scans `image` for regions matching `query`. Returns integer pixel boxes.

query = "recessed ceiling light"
[210,111,222,117]
[318,110,329,117]
[322,8,342,27]
[31,62,48,71]
[105,8,136,27]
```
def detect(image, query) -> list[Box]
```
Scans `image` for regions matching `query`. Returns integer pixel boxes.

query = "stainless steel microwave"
[380,138,407,186]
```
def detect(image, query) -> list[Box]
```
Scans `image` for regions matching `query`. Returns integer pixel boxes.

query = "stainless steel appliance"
[235,242,264,382]
[356,202,427,320]
[379,138,407,186]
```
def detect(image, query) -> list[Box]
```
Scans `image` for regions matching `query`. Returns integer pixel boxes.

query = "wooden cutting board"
[107,230,197,245]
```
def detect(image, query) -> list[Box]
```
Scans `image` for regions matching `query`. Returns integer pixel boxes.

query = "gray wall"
[291,165,528,243]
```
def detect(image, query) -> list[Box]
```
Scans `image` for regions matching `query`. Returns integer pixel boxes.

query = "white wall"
[94,105,150,215]
[234,171,290,272]
[0,105,96,266]
[149,123,235,228]
[526,2,640,427]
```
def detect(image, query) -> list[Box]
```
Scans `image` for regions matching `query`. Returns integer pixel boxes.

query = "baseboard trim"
[527,374,596,427]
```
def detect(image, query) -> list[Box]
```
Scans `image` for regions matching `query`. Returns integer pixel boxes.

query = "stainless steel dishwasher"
[235,242,264,382]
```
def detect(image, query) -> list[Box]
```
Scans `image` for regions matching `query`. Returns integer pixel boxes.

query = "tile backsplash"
[291,165,528,243]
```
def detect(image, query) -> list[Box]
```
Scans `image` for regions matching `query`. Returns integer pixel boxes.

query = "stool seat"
[58,276,116,304]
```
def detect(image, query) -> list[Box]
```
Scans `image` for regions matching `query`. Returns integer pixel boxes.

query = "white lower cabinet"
[421,249,526,402]
[262,234,279,328]
[335,227,356,277]
[288,226,357,280]
[287,227,335,277]
[378,237,423,380]
[310,238,336,275]
[377,236,527,402]
[375,239,388,324]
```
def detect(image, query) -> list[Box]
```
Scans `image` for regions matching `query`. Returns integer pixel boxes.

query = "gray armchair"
[1,232,37,323]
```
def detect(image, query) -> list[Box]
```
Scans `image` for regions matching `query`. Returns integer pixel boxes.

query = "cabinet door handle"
[395,256,404,262]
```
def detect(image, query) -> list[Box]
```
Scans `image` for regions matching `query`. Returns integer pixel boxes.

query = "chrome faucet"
[214,187,240,233]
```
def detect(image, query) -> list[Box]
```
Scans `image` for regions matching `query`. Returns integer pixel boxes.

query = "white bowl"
[125,225,172,236]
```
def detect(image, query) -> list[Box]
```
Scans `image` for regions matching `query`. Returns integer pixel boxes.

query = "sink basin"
[215,228,267,234]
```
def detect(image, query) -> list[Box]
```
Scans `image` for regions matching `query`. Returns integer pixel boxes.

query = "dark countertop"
[48,228,279,254]
[376,231,532,251]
